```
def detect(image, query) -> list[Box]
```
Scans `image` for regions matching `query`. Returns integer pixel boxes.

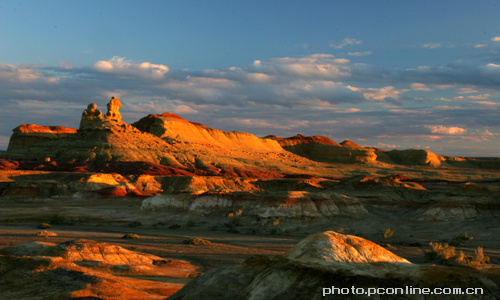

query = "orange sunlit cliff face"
[4,97,499,177]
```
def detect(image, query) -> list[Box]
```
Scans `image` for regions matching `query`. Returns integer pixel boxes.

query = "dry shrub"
[427,242,490,269]
[428,242,456,260]
[122,233,139,239]
[183,238,211,245]
[37,223,51,229]
[383,228,395,239]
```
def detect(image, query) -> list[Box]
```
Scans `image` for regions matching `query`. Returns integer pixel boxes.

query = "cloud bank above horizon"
[0,1,499,157]
[1,48,499,157]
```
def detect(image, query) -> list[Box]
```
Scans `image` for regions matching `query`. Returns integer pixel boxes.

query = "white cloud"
[330,38,362,49]
[348,85,400,100]
[408,83,433,91]
[455,94,491,100]
[0,63,43,83]
[491,36,500,42]
[93,56,169,79]
[215,118,309,131]
[59,61,74,70]
[474,101,500,107]
[422,43,441,49]
[1,53,500,156]
[249,54,352,79]
[425,125,466,135]
[347,51,372,57]
[456,88,478,94]
[375,143,399,149]
[474,44,487,48]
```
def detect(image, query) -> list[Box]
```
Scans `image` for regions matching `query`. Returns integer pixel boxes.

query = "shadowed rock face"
[170,231,500,300]
[270,134,341,147]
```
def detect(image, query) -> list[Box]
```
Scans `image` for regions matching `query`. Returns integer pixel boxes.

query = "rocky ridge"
[5,97,498,171]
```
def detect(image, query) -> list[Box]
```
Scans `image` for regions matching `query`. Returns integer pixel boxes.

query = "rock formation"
[3,97,499,173]
[269,134,341,147]
[7,124,77,152]
[141,191,369,218]
[0,239,193,299]
[79,102,103,129]
[105,96,123,121]
[340,140,363,148]
[132,113,284,153]
[170,231,500,299]
[379,149,444,167]
[80,97,126,130]
[0,239,198,277]
[283,231,410,264]
[273,134,377,164]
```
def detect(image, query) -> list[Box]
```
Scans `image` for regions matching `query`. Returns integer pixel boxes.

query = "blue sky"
[1,0,499,156]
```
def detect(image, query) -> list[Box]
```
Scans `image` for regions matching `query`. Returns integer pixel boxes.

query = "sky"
[0,0,499,157]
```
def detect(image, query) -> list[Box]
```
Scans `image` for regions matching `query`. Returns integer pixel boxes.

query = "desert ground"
[0,98,499,299]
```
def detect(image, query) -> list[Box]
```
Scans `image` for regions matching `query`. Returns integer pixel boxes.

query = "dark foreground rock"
[170,231,500,300]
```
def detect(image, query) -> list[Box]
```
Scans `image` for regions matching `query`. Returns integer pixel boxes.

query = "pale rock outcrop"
[79,97,126,130]
[105,96,123,121]
[284,231,410,265]
[141,191,368,218]
[417,203,478,221]
[79,103,103,129]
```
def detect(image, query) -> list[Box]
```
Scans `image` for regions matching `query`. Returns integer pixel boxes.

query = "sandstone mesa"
[3,97,499,171]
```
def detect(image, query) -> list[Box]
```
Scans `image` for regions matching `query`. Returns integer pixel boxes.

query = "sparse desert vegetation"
[426,242,490,269]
